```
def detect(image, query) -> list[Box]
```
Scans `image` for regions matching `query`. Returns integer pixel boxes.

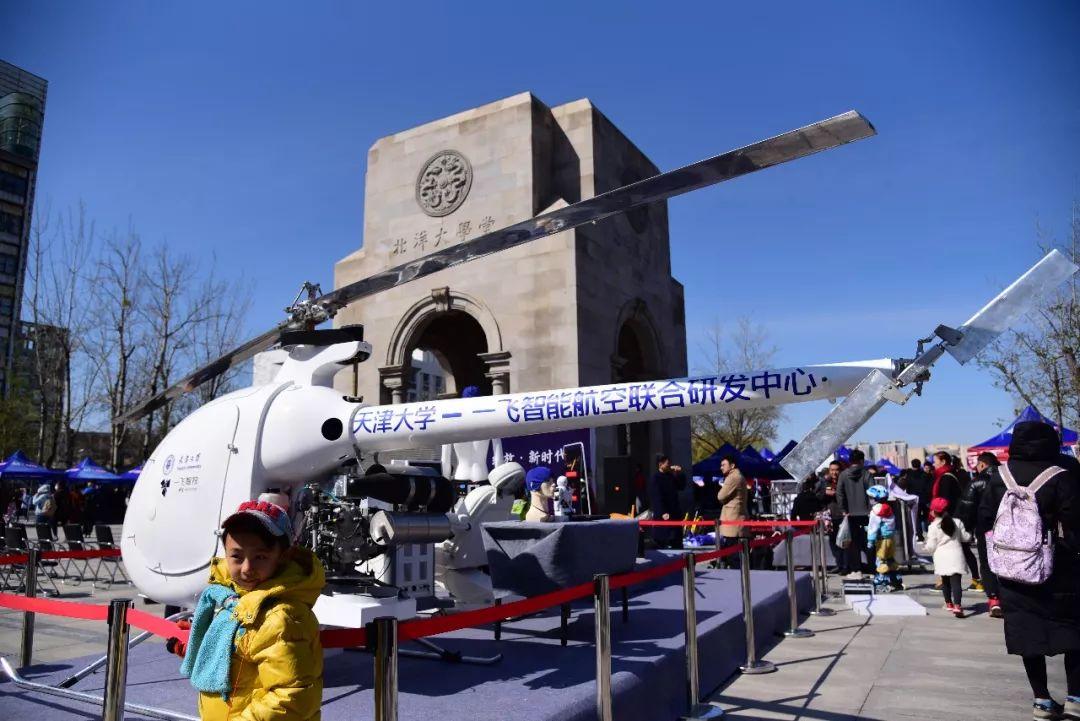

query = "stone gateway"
[334,92,690,508]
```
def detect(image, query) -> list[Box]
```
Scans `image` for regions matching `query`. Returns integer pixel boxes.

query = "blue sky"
[6,2,1079,449]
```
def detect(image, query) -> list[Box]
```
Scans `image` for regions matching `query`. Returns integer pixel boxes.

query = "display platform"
[0,563,812,721]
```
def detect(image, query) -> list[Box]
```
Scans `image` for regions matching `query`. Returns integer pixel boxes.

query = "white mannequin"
[439,385,503,483]
[441,437,503,483]
[436,461,525,606]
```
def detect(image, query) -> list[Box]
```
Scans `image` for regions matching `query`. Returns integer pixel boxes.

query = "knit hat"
[930,497,950,515]
[222,500,293,545]
[525,466,552,492]
[1009,420,1061,462]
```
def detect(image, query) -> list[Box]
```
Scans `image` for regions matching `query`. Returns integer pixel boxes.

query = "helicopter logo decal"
[160,478,171,497]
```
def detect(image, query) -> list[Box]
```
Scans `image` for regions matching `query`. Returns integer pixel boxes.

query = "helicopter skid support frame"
[0,656,198,721]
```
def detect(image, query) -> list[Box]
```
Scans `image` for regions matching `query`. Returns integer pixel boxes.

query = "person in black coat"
[977,421,1080,718]
[647,454,684,549]
[837,450,874,576]
[791,475,823,521]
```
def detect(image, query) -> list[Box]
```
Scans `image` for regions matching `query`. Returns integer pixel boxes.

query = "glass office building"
[0,60,47,394]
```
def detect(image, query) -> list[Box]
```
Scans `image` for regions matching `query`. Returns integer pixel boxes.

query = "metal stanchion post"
[20,548,38,668]
[710,519,723,568]
[684,553,700,706]
[372,617,399,721]
[681,554,725,720]
[809,524,835,618]
[783,529,814,638]
[594,574,613,721]
[101,598,132,721]
[738,539,775,675]
[817,520,831,601]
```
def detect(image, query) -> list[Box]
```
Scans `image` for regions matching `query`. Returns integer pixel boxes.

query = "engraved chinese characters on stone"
[415,150,473,217]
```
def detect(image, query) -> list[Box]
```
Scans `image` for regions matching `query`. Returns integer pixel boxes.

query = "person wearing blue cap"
[524,466,555,522]
[865,484,903,591]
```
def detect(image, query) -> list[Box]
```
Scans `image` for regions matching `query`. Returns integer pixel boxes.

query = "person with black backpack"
[978,421,1080,720]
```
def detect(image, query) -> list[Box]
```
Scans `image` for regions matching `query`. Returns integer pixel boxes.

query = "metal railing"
[3,523,825,721]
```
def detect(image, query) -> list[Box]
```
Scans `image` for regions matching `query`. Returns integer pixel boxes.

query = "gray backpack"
[987,464,1064,585]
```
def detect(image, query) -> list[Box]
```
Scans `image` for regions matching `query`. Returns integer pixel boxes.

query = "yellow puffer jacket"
[197,548,325,721]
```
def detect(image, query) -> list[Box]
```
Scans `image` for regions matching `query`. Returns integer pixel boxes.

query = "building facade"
[0,60,47,395]
[876,439,909,468]
[333,92,690,495]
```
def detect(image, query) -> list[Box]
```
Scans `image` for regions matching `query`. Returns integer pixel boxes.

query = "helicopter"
[112,108,1078,624]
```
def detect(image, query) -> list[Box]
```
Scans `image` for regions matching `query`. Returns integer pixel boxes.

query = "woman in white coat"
[918,496,971,617]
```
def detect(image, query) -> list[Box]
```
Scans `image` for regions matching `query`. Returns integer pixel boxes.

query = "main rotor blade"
[115,110,874,425]
[780,249,1080,480]
[115,326,283,425]
[779,370,905,482]
[317,110,875,311]
[945,248,1079,365]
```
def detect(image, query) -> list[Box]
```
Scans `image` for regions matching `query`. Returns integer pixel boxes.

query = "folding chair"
[5,525,61,595]
[35,523,76,580]
[0,521,26,591]
[94,524,130,586]
[63,524,100,586]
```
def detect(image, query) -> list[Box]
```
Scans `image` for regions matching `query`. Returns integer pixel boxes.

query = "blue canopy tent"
[120,464,143,482]
[834,445,853,462]
[0,450,61,482]
[693,443,792,480]
[759,447,776,462]
[65,457,125,484]
[875,458,902,475]
[775,440,798,461]
[967,405,1078,467]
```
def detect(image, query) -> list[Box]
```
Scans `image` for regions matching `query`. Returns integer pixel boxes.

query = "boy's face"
[224,531,285,591]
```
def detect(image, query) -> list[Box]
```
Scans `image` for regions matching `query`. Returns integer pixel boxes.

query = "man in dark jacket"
[958,452,1002,616]
[647,454,684,549]
[901,459,932,538]
[977,421,1080,719]
[836,449,873,577]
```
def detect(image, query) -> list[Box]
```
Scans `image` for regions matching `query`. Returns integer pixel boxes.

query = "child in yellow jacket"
[178,499,326,721]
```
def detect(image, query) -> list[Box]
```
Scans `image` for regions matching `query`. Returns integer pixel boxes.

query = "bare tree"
[979,203,1080,434]
[138,243,207,457]
[93,225,147,468]
[188,266,253,407]
[690,317,783,460]
[23,202,102,465]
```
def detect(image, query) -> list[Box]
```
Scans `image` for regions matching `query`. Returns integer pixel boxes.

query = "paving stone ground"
[707,571,1050,721]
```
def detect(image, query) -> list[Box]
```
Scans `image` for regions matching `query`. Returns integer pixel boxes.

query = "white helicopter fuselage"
[120,338,891,608]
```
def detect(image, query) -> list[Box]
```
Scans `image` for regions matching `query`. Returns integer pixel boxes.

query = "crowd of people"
[790,422,1080,720]
[1,479,128,533]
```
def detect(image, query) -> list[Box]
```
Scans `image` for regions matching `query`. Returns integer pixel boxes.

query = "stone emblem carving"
[416,150,473,217]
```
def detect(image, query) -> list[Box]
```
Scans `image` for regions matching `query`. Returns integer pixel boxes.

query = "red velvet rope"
[0,532,806,648]
[0,592,110,621]
[637,519,819,528]
[0,548,122,565]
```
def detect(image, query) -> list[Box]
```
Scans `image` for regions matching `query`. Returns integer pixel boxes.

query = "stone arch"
[386,287,504,368]
[379,287,510,404]
[610,297,664,381]
[610,297,667,477]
